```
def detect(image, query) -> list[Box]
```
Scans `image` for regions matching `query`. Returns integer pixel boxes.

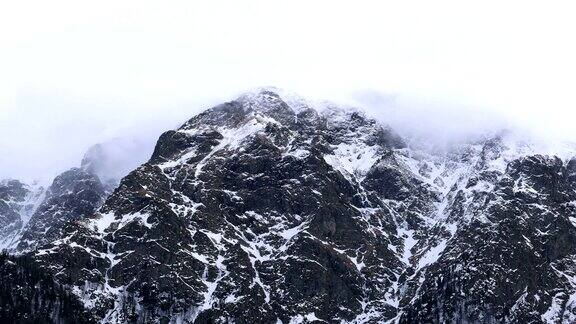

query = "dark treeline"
[0,252,95,324]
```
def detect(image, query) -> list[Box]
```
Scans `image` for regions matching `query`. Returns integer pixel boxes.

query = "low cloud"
[1,1,575,181]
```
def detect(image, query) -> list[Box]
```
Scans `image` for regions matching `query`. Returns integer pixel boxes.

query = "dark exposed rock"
[0,252,96,323]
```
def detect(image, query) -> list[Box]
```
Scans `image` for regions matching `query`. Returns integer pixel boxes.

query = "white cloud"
[1,0,575,180]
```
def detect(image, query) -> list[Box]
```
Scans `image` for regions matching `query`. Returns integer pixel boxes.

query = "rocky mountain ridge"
[1,89,576,323]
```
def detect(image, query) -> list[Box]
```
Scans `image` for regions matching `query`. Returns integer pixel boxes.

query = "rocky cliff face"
[2,89,576,323]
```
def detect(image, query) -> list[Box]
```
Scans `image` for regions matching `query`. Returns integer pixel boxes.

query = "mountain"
[2,89,576,323]
[0,140,127,253]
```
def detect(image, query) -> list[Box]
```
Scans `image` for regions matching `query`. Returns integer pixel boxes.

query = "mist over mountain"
[1,89,576,323]
[1,87,571,185]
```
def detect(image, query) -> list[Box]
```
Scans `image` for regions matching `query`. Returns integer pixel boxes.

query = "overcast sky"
[1,0,575,182]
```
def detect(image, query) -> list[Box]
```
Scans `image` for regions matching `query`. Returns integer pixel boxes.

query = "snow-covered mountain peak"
[3,91,576,323]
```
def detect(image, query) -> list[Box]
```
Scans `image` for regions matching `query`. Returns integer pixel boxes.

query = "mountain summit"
[2,89,576,323]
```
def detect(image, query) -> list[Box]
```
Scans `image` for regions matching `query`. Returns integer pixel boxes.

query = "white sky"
[1,0,576,181]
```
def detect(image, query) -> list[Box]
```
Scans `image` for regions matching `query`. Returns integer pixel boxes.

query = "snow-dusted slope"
[0,180,45,250]
[3,89,576,323]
